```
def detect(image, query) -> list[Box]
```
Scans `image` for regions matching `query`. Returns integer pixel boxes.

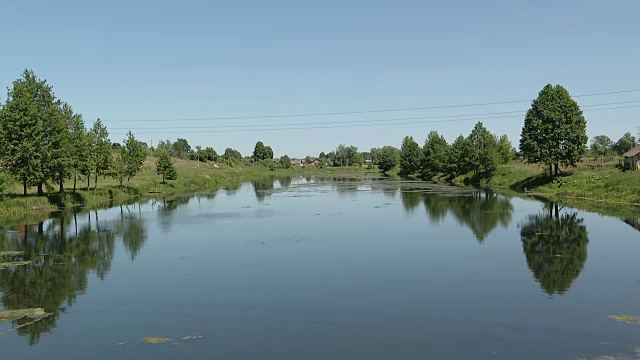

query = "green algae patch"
[0,308,53,335]
[609,315,640,324]
[143,337,173,344]
[0,251,23,256]
[0,261,33,269]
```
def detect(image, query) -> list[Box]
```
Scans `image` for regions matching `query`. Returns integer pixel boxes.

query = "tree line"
[362,122,514,179]
[0,70,625,196]
[0,70,115,195]
[0,70,254,195]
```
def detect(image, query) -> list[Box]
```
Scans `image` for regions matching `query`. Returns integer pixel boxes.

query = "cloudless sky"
[1,0,639,157]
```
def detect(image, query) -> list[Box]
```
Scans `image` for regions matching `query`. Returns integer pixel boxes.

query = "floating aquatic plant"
[0,308,53,335]
[609,315,640,324]
[143,337,173,344]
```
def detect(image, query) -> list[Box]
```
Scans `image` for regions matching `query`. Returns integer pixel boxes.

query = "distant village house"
[623,145,640,170]
[305,158,321,167]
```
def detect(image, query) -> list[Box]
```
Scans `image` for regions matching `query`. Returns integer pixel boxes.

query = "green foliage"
[370,147,382,165]
[614,132,637,155]
[333,144,361,167]
[520,84,588,176]
[467,122,499,175]
[377,146,399,172]
[199,147,217,162]
[252,141,273,162]
[113,131,147,187]
[496,134,513,164]
[280,155,292,169]
[172,138,191,159]
[399,136,421,175]
[186,145,217,163]
[222,148,243,165]
[0,69,59,196]
[89,119,112,189]
[589,135,614,157]
[445,135,472,176]
[421,131,449,177]
[156,150,177,182]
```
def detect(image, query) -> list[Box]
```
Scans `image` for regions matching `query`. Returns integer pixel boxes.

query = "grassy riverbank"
[0,157,377,216]
[435,161,640,205]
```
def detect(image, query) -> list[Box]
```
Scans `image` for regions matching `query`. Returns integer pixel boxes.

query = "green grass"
[446,161,640,205]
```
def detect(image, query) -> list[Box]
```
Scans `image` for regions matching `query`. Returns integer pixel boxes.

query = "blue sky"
[1,0,639,157]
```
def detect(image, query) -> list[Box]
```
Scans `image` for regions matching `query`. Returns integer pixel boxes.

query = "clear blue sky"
[1,0,639,158]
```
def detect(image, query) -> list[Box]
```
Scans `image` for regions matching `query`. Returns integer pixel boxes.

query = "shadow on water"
[401,188,514,243]
[520,201,589,296]
[0,207,148,345]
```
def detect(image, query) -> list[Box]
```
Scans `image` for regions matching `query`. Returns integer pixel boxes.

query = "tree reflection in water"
[520,202,589,296]
[0,207,147,345]
[401,189,514,243]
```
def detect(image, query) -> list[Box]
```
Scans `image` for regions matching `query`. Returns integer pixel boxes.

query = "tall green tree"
[614,132,637,155]
[520,84,588,176]
[445,135,472,176]
[89,119,112,190]
[467,122,499,175]
[0,70,59,195]
[377,146,399,173]
[118,131,147,187]
[421,131,449,177]
[334,144,360,166]
[496,134,513,165]
[48,103,73,193]
[66,105,89,192]
[589,135,614,157]
[222,148,242,165]
[171,138,191,159]
[156,150,177,183]
[370,147,382,165]
[201,147,217,161]
[280,155,292,169]
[399,136,421,175]
[253,141,273,162]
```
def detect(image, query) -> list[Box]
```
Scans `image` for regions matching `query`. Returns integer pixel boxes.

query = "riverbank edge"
[0,167,380,220]
[424,163,640,217]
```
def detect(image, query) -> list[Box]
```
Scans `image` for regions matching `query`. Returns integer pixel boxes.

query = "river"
[1,176,640,359]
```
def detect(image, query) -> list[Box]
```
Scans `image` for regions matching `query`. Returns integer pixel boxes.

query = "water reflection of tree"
[0,208,148,344]
[0,212,116,345]
[332,177,359,197]
[419,191,513,242]
[400,191,422,214]
[252,177,275,201]
[222,182,242,196]
[278,176,293,189]
[520,203,589,296]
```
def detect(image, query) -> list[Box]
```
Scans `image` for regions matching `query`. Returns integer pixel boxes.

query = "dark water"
[1,176,640,359]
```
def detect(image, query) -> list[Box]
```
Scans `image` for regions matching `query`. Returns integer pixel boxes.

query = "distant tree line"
[587,132,637,158]
[383,122,514,178]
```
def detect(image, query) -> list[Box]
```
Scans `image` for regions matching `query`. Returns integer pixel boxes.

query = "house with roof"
[622,145,640,170]
[304,158,321,167]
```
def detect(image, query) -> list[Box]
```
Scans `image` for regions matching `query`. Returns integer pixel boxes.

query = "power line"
[110,104,640,135]
[105,88,640,122]
[108,100,640,130]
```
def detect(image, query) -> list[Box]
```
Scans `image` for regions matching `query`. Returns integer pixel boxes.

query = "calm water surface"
[1,177,640,359]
